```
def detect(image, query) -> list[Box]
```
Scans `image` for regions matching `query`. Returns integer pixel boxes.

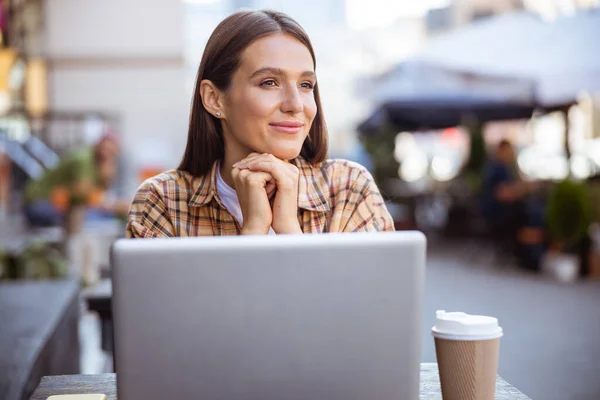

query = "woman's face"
[220,33,317,162]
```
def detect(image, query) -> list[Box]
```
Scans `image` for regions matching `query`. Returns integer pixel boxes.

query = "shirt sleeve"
[126,180,176,238]
[341,167,395,232]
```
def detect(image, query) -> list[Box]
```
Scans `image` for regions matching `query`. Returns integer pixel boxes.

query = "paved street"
[424,242,600,400]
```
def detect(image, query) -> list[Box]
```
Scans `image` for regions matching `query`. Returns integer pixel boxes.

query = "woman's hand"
[231,166,274,235]
[234,153,301,234]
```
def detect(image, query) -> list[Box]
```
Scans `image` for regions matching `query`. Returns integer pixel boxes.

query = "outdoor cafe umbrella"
[409,9,600,157]
[359,10,600,136]
[358,95,538,135]
[358,59,539,135]
[415,9,600,108]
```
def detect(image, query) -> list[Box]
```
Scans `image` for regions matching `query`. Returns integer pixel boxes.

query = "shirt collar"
[188,162,219,207]
[292,157,330,212]
[188,157,330,212]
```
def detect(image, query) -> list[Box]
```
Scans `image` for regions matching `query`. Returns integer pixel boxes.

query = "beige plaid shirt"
[126,157,394,238]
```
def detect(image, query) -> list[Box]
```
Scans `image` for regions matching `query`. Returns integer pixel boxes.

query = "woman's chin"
[271,149,302,161]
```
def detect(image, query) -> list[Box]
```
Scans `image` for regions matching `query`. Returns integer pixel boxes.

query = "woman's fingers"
[238,155,297,184]
[249,162,296,190]
[234,168,273,188]
[232,168,275,235]
[233,152,262,169]
[233,164,275,196]
[266,181,277,199]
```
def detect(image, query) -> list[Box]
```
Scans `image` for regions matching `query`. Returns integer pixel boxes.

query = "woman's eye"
[301,82,314,90]
[261,79,277,87]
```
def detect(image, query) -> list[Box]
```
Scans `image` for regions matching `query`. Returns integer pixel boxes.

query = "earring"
[215,111,221,117]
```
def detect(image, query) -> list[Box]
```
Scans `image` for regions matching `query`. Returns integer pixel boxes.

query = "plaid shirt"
[126,157,394,238]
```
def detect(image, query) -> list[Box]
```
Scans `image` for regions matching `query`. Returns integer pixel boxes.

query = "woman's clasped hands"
[232,153,302,235]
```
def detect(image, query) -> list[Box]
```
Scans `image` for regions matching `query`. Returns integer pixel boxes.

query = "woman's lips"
[269,121,303,134]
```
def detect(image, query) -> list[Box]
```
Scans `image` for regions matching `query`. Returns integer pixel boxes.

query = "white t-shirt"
[217,166,276,235]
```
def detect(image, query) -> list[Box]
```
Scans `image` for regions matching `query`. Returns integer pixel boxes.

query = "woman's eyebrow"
[250,67,316,79]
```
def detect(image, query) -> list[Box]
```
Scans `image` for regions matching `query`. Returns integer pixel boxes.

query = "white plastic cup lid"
[431,310,503,341]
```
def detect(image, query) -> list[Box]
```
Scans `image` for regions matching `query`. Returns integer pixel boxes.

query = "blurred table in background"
[0,279,80,400]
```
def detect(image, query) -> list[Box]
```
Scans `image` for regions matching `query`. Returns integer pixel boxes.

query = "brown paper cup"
[434,337,500,400]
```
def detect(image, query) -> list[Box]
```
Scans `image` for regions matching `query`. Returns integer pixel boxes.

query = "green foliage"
[465,123,487,174]
[546,179,593,246]
[588,182,600,223]
[69,192,88,206]
[0,240,68,281]
[360,124,399,187]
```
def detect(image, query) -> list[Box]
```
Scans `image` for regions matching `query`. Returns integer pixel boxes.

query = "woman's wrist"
[241,228,268,235]
[272,220,303,235]
[241,222,270,235]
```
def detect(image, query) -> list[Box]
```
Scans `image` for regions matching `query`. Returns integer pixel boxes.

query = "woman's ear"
[199,79,225,118]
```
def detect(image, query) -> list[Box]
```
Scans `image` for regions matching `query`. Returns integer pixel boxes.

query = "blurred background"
[1,1,600,400]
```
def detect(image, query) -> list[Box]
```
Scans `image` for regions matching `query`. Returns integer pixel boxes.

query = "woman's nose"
[281,86,303,114]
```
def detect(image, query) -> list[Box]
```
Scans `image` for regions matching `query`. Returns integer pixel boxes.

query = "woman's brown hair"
[178,10,328,177]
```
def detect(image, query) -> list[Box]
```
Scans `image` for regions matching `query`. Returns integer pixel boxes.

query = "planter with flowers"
[543,179,593,282]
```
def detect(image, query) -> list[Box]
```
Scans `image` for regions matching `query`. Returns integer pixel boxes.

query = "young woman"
[127,10,394,238]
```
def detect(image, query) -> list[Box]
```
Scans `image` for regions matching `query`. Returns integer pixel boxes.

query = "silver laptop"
[111,231,426,400]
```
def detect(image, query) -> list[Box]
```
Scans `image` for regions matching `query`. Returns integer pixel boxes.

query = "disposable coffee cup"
[431,310,503,400]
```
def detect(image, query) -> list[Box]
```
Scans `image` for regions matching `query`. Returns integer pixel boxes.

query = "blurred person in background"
[482,139,545,269]
[127,10,393,238]
[23,133,130,228]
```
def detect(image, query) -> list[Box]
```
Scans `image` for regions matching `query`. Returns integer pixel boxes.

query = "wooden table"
[30,363,531,399]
